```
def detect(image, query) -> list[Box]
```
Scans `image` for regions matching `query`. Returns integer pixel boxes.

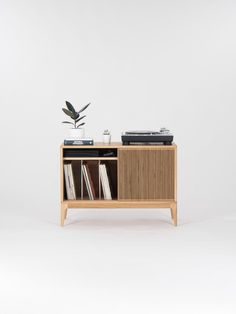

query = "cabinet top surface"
[61,142,176,149]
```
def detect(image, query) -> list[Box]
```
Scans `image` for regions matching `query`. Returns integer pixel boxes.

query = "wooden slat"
[118,149,175,200]
[64,200,176,208]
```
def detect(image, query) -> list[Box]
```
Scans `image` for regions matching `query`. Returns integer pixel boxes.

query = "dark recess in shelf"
[63,148,117,158]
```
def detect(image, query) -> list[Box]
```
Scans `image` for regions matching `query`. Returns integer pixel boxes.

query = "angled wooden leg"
[170,208,173,220]
[64,207,68,220]
[171,202,177,226]
[61,203,67,226]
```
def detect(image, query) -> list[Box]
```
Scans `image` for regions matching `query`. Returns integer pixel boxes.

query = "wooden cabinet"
[60,143,177,226]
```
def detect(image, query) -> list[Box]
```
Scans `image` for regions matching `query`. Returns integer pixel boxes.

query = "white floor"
[1,207,236,314]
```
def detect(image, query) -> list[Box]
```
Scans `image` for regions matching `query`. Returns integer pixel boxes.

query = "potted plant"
[62,101,90,139]
[103,129,111,144]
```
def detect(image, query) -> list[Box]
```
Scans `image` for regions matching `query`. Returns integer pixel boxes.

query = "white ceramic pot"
[103,134,111,144]
[69,128,85,139]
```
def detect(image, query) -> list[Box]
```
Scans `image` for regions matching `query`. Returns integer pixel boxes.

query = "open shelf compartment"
[63,159,117,201]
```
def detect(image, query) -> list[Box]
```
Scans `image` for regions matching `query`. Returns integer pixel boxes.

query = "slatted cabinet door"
[118,148,175,200]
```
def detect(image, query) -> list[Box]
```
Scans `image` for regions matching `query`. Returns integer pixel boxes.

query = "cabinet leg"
[170,203,177,226]
[170,208,173,219]
[64,207,68,220]
[61,203,67,226]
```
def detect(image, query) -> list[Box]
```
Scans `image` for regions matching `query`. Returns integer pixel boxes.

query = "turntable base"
[121,129,173,145]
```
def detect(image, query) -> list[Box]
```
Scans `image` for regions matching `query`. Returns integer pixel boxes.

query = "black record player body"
[121,130,173,145]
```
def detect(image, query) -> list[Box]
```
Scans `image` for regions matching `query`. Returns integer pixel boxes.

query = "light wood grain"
[65,200,175,208]
[170,202,177,226]
[61,203,67,226]
[60,146,64,202]
[174,146,177,201]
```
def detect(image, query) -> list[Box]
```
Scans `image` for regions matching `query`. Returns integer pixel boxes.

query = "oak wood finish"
[60,143,177,226]
[64,200,175,208]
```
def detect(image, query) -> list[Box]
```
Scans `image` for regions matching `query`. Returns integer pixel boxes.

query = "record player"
[121,128,173,145]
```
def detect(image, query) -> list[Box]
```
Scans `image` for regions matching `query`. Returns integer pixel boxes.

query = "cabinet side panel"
[118,149,175,200]
[60,146,64,202]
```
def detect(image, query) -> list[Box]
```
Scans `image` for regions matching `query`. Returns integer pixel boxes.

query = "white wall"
[0,0,236,221]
